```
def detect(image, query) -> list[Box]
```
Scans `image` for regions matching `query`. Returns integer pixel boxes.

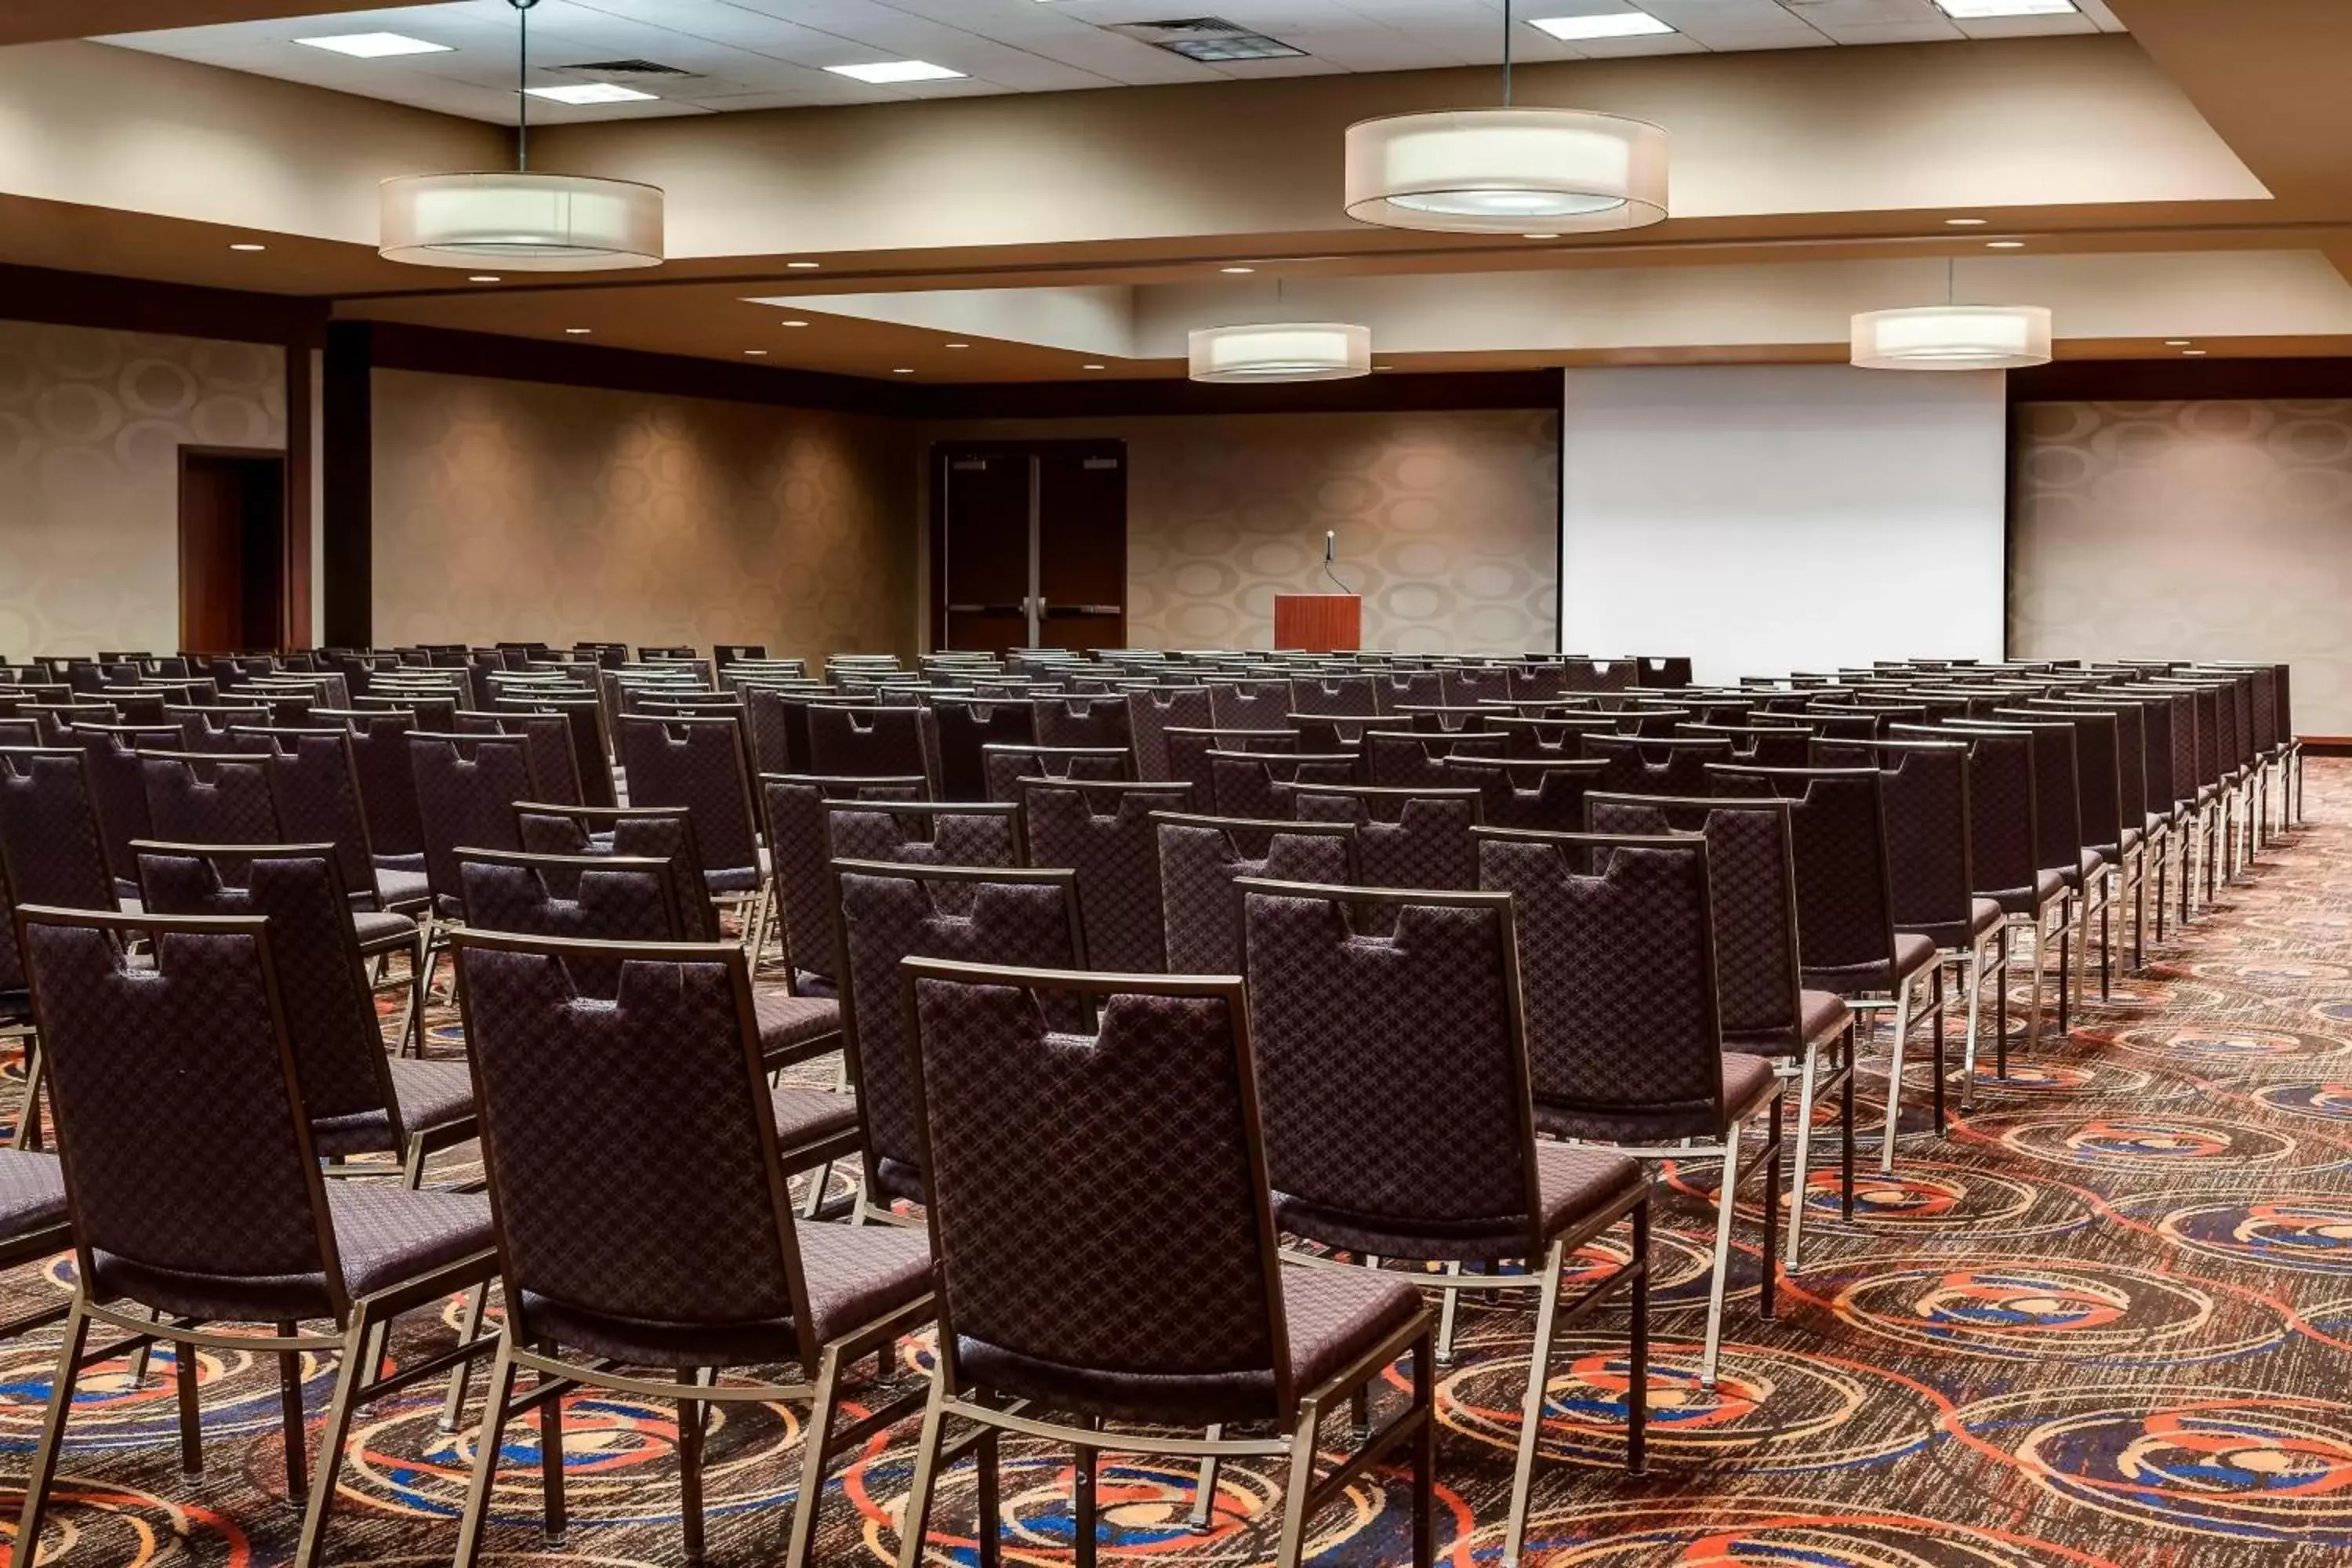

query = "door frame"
[177,444,292,653]
[928,438,1127,654]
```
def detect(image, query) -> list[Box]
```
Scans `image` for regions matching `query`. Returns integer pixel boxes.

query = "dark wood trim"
[905,369,1563,420]
[0,262,321,346]
[364,321,906,417]
[2012,357,2352,403]
[285,337,315,650]
[321,321,373,650]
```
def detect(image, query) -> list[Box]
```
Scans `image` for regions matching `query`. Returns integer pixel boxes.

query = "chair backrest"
[2002,706,2122,854]
[1207,680,1290,730]
[1441,666,1512,706]
[72,724,183,887]
[1240,882,1545,1261]
[907,960,1295,1418]
[1123,687,1214,784]
[1942,719,2082,873]
[833,863,1085,1203]
[140,753,281,852]
[806,704,938,794]
[1152,812,1355,975]
[408,731,537,913]
[1475,829,1730,1136]
[1708,764,1900,980]
[931,699,1033,801]
[1678,723,1814,768]
[1288,675,1378,717]
[497,695,614,808]
[1363,729,1508,789]
[1804,739,1976,946]
[619,716,760,880]
[759,774,927,985]
[243,729,377,901]
[1581,794,1802,1040]
[981,744,1129,803]
[1019,779,1195,973]
[453,931,820,1373]
[460,849,685,1000]
[1285,783,1480,891]
[1033,693,1133,751]
[336,710,427,858]
[825,800,1022,883]
[18,907,345,1317]
[1435,755,1605,833]
[1166,728,1291,799]
[1582,732,1733,797]
[513,800,717,939]
[0,750,118,915]
[1888,724,2040,901]
[134,844,398,1137]
[1207,750,1357,820]
[169,703,270,754]
[456,709,585,808]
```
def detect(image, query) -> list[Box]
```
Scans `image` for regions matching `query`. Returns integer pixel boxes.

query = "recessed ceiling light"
[1083,363,1106,371]
[1987,240,2026,249]
[1936,0,2078,17]
[294,31,452,59]
[524,82,659,105]
[2183,349,2208,357]
[1945,217,1989,227]
[781,320,810,328]
[564,328,593,335]
[1221,266,1257,274]
[786,261,821,270]
[469,274,502,283]
[1527,13,1675,42]
[826,60,966,84]
[1523,232,1560,240]
[1373,365,1393,371]
[744,349,768,356]
[944,343,971,350]
[228,242,267,252]
[2164,339,2192,347]
[893,367,916,374]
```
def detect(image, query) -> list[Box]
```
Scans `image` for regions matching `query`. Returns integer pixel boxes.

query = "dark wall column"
[321,320,373,649]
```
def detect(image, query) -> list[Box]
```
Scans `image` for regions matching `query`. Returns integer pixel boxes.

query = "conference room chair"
[328,710,430,882]
[1208,749,1359,821]
[491,693,614,807]
[1393,702,1493,734]
[140,751,280,849]
[1153,811,1356,975]
[1677,722,1815,768]
[759,773,927,995]
[1488,712,1624,761]
[11,905,500,1568]
[1123,685,1215,783]
[446,927,931,1568]
[2031,697,2154,972]
[1439,664,1513,706]
[1371,669,1447,710]
[1363,728,1508,789]
[826,797,1023,880]
[1284,782,1482,893]
[1167,726,1295,795]
[1019,778,1193,974]
[619,713,766,896]
[1584,732,1735,797]
[1709,764,1940,1175]
[1033,691,1134,753]
[980,742,1130,802]
[1207,678,1294,731]
[410,731,538,924]
[357,689,459,732]
[1507,662,1572,702]
[930,695,1034,800]
[0,748,125,1146]
[1940,715,2100,1032]
[453,707,585,809]
[1439,754,1607,833]
[807,703,940,792]
[898,957,1436,1568]
[831,862,1085,1222]
[1581,794,1854,1266]
[1999,704,2133,995]
[1472,829,1779,1390]
[69,723,183,896]
[1290,673,1380,717]
[2095,686,2187,944]
[166,702,270,753]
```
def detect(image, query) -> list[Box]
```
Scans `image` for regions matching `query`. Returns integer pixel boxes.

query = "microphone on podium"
[1322,529,1355,593]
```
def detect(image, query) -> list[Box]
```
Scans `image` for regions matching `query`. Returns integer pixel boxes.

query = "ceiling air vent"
[557,59,701,78]
[1106,18,1308,62]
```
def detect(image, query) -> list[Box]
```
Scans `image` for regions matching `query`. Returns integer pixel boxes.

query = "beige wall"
[2011,398,2352,735]
[928,408,1559,656]
[0,320,285,661]
[371,370,918,666]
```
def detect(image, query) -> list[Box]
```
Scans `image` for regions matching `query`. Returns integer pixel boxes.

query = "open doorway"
[179,448,288,653]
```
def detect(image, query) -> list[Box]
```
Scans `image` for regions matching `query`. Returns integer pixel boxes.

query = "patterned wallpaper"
[0,322,285,661]
[372,369,919,665]
[2012,400,2352,736]
[930,408,1559,655]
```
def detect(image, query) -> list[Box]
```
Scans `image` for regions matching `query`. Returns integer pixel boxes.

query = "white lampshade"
[1344,108,1668,234]
[1189,323,1373,383]
[379,172,664,270]
[1851,305,2053,370]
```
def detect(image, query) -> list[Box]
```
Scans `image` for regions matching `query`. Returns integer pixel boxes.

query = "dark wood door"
[931,441,1127,656]
[180,449,287,653]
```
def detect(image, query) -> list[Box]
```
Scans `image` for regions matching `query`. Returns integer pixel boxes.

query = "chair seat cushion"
[1530,1051,1779,1145]
[310,1058,477,1159]
[1273,1142,1644,1264]
[375,867,431,909]
[2054,848,2105,891]
[1901,897,2002,953]
[2145,812,2173,836]
[1804,931,1938,996]
[351,909,419,951]
[1722,989,1851,1058]
[519,1217,929,1370]
[756,991,841,1059]
[1989,868,2064,916]
[958,1259,1423,1426]
[0,1150,67,1240]
[770,1085,858,1156]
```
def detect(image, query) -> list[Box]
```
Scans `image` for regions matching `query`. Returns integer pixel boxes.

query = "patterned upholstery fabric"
[1166,728,1290,801]
[168,705,269,754]
[753,993,842,1061]
[258,732,377,900]
[1207,681,1290,731]
[0,752,118,913]
[1363,731,1504,790]
[913,977,1381,1422]
[1399,706,1490,735]
[141,757,281,850]
[1021,782,1194,973]
[1209,752,1357,821]
[343,712,426,858]
[461,858,681,1000]
[743,687,806,777]
[1442,666,1512,706]
[460,710,583,808]
[457,944,883,1366]
[982,746,1128,804]
[75,727,182,886]
[23,920,332,1313]
[517,808,718,940]
[838,870,1083,1202]
[932,699,1034,800]
[1373,672,1446,713]
[1033,695,1133,751]
[1290,788,1479,891]
[1493,714,1621,760]
[1243,891,1546,1261]
[1439,757,1605,833]
[619,717,760,883]
[501,697,612,808]
[1713,768,1902,982]
[1478,837,1733,1142]
[409,735,534,913]
[1158,818,1353,976]
[1125,688,1214,784]
[1289,677,1378,718]
[759,775,925,987]
[1813,746,1978,949]
[807,706,937,793]
[1583,734,1733,798]
[1509,664,1570,702]
[0,1149,66,1236]
[826,802,1018,919]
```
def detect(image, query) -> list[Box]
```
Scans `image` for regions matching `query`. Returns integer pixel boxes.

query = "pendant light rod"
[513,0,538,172]
[1501,0,1514,107]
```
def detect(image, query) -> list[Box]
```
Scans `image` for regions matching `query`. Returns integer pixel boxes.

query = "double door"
[931,440,1127,655]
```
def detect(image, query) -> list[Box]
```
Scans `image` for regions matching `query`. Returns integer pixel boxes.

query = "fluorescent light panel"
[826,60,965,84]
[294,31,452,58]
[1935,0,2078,17]
[524,82,659,104]
[1527,12,1675,41]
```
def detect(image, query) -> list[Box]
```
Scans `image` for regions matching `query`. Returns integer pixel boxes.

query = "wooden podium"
[1272,593,1363,653]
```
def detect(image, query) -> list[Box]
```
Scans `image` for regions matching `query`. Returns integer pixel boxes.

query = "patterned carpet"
[1,762,2348,1565]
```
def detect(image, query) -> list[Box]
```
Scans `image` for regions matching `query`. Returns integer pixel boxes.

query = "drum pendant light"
[1189,278,1372,384]
[1343,1,1668,234]
[1852,260,2052,370]
[379,0,664,270]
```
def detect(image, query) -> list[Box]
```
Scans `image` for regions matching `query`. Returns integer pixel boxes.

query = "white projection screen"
[1559,365,2007,684]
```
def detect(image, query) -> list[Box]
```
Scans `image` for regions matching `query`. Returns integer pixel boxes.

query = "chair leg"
[14,1299,93,1568]
[290,1308,376,1568]
[893,1374,951,1568]
[1759,1097,1783,1323]
[1072,1433,1099,1568]
[1188,1431,1222,1532]
[401,911,437,1059]
[2056,898,2074,1036]
[1272,1395,1324,1568]
[976,1429,1003,1568]
[679,1372,708,1565]
[1627,1196,1650,1476]
[786,1346,847,1568]
[2132,845,2148,971]
[9,1036,42,1152]
[1782,1048,1819,1269]
[2154,833,2169,944]
[277,1322,308,1503]
[441,1280,492,1431]
[1411,1330,1435,1568]
[1839,1025,1857,1224]
[1702,1119,1743,1388]
[2071,887,2094,1020]
[1878,982,1911,1176]
[2098,877,2112,1001]
[452,1333,521,1568]
[538,1340,568,1548]
[1502,1238,1568,1568]
[1436,1259,1464,1363]
[175,1323,203,1477]
[1959,942,1986,1110]
[800,1160,834,1219]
